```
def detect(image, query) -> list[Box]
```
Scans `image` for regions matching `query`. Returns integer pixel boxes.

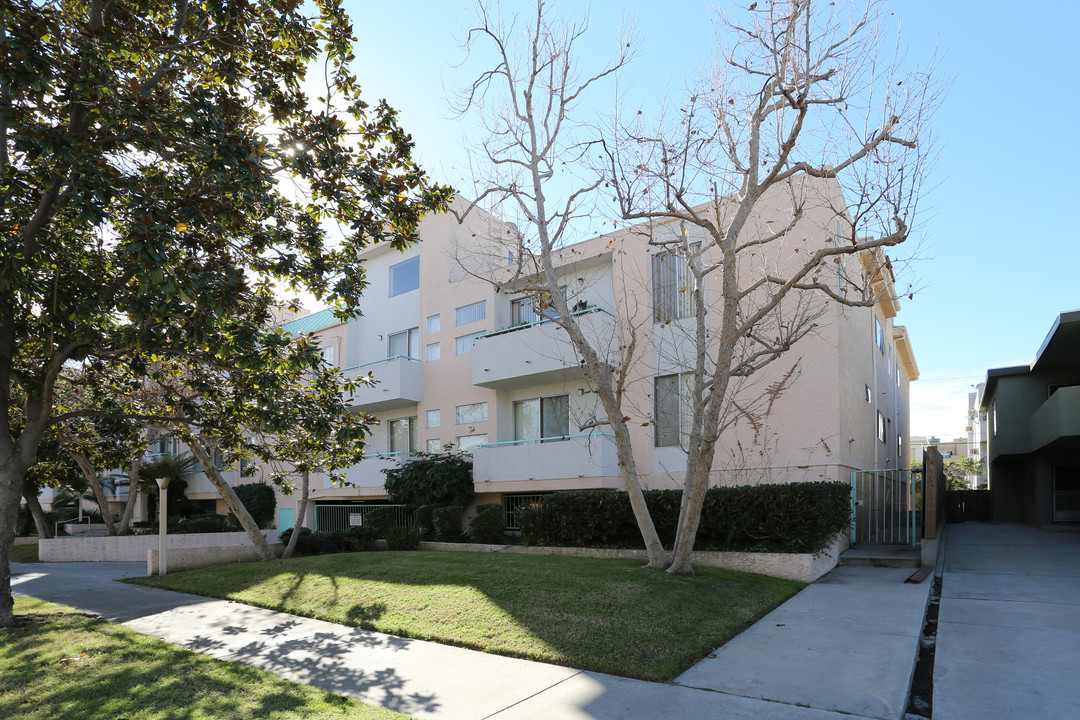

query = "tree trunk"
[22,490,53,539]
[187,441,274,561]
[72,453,117,536]
[116,455,141,535]
[667,445,716,575]
[281,470,309,560]
[0,461,27,627]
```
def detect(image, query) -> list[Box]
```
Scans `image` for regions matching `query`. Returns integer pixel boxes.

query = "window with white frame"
[426,438,441,453]
[426,314,440,333]
[455,300,486,326]
[455,331,485,355]
[652,248,698,323]
[897,434,903,458]
[389,257,420,297]
[514,395,570,442]
[455,402,488,424]
[388,417,417,453]
[865,384,873,403]
[457,434,488,452]
[875,317,885,353]
[388,328,419,359]
[511,296,541,326]
[426,342,440,362]
[319,342,336,367]
[654,373,694,447]
[896,365,901,386]
[426,409,440,428]
[877,411,886,443]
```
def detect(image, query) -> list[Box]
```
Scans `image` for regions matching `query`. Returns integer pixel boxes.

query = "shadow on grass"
[0,599,427,719]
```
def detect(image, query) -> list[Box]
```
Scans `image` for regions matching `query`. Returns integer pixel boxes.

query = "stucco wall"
[39,530,279,562]
[147,542,284,575]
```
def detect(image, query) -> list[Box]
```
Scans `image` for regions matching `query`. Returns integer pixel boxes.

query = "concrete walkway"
[11,559,929,720]
[934,523,1080,720]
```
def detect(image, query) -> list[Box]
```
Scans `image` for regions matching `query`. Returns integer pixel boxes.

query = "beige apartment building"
[261,177,919,532]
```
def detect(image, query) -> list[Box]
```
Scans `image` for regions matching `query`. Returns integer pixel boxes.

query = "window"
[896,365,901,386]
[514,395,570,442]
[319,343,336,366]
[212,448,226,469]
[455,300,487,326]
[426,409,440,428]
[456,402,488,424]
[865,384,872,404]
[455,332,485,355]
[426,438,441,453]
[652,248,698,323]
[426,314,440,333]
[426,342,440,362]
[388,417,416,453]
[877,411,886,443]
[512,297,541,326]
[389,257,420,297]
[388,328,419,359]
[457,434,488,452]
[875,317,885,353]
[655,373,694,447]
[897,434,903,458]
[153,436,178,455]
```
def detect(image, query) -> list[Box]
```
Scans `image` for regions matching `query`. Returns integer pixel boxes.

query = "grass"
[134,551,803,682]
[11,543,38,563]
[0,596,411,720]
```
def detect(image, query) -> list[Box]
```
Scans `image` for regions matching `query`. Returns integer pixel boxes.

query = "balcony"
[472,307,616,390]
[1031,385,1080,451]
[472,433,621,491]
[333,452,413,490]
[343,356,423,412]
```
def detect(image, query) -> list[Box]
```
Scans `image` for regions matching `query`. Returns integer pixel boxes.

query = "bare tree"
[450,1,668,569]
[604,0,939,574]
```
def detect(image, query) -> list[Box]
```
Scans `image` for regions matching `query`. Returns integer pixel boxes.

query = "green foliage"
[383,450,474,509]
[944,456,984,491]
[519,483,851,553]
[232,483,276,528]
[175,514,237,534]
[432,506,464,542]
[414,504,440,540]
[279,526,379,556]
[469,504,508,544]
[363,507,398,537]
[384,526,420,551]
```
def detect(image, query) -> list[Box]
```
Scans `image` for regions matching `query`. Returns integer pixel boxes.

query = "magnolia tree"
[0,0,450,626]
[454,0,939,573]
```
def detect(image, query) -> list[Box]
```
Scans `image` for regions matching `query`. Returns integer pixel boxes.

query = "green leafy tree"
[944,456,984,491]
[0,0,451,626]
[383,448,474,509]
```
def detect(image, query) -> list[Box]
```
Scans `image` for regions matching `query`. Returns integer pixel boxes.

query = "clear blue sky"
[341,0,1080,439]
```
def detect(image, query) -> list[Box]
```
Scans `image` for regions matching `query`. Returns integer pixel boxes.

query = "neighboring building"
[967,383,989,488]
[980,311,1080,525]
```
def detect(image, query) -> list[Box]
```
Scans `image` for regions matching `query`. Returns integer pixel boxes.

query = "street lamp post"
[156,477,170,575]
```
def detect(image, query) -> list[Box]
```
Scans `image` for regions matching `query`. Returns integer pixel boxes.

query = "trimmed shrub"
[383,450,474,508]
[519,482,850,554]
[176,513,235,534]
[363,507,398,537]
[385,526,420,551]
[432,505,464,542]
[415,504,440,540]
[345,525,379,551]
[468,503,507,544]
[232,482,276,528]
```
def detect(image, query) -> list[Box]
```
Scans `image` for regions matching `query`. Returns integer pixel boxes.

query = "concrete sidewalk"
[12,559,928,720]
[934,523,1080,720]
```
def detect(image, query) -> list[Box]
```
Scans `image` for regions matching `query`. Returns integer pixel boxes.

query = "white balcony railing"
[472,432,619,484]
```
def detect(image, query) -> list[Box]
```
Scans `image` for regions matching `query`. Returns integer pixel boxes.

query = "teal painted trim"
[474,432,615,449]
[340,356,420,373]
[474,306,614,341]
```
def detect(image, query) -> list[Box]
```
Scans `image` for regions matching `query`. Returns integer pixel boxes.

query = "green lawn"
[0,597,410,720]
[135,551,803,682]
[11,543,38,564]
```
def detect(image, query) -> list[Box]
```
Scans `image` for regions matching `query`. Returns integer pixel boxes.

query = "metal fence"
[850,468,922,547]
[313,504,413,532]
[502,494,549,531]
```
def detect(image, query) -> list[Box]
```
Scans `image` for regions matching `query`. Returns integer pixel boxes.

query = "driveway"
[935,523,1080,719]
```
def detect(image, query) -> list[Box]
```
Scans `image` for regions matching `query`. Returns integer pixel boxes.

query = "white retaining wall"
[147,543,285,575]
[39,530,279,563]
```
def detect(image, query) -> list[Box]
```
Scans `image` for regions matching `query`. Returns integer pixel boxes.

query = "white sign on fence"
[348,513,363,527]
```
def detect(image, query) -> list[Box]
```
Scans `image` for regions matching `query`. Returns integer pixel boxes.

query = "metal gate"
[850,468,921,547]
[313,504,412,532]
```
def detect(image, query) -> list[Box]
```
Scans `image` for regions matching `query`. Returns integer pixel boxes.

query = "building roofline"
[1030,309,1080,370]
[979,364,1030,411]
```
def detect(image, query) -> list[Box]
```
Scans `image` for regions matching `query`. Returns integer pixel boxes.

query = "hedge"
[518,482,850,554]
[468,503,506,544]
